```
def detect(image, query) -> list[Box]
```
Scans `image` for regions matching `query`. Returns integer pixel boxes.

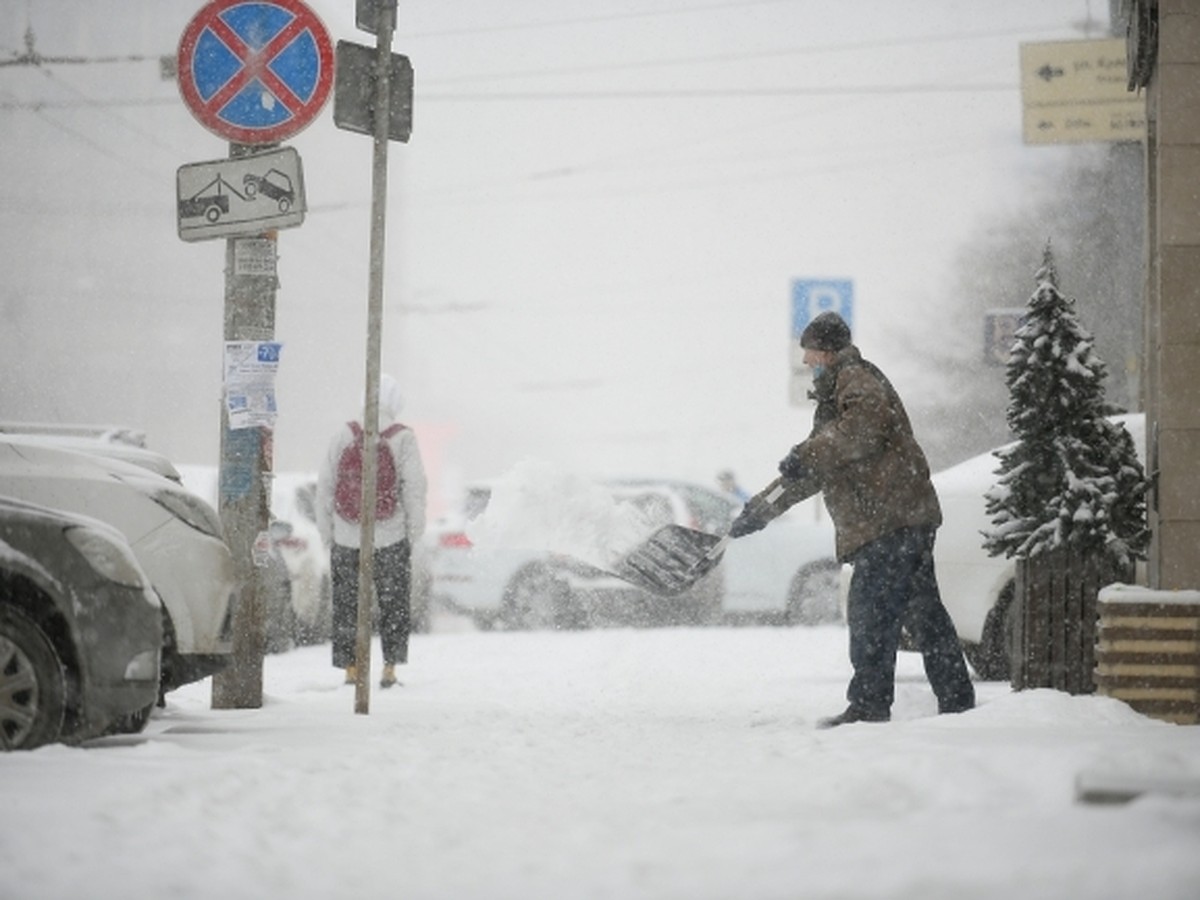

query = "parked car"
[1,497,162,749]
[2,433,184,483]
[175,465,317,650]
[0,438,237,693]
[428,477,840,630]
[931,414,1146,680]
[0,422,147,446]
[269,472,332,644]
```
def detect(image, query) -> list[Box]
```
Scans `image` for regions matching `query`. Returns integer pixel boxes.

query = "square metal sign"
[355,0,397,35]
[177,146,305,242]
[333,40,413,143]
[791,279,854,339]
[1019,39,1146,145]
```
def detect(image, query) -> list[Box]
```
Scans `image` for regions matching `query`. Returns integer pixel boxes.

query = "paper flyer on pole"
[223,341,282,430]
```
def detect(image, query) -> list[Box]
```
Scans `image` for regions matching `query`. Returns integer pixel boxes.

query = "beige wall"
[1146,0,1200,589]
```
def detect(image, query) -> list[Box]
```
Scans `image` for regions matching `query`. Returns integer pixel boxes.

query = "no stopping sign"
[178,0,334,144]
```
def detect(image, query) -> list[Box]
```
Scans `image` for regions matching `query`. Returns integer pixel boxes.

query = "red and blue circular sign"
[177,0,334,145]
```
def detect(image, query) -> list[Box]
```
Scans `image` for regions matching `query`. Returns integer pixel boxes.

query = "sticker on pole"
[177,0,334,145]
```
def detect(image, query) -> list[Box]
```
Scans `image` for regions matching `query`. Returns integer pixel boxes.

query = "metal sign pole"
[353,0,396,715]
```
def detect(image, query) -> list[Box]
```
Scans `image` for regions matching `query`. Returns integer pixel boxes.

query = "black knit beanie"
[799,311,851,352]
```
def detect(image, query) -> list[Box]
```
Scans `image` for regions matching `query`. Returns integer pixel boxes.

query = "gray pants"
[846,526,974,716]
[330,540,412,668]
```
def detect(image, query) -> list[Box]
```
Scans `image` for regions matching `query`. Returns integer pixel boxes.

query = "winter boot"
[344,665,357,685]
[380,663,399,689]
[817,706,890,729]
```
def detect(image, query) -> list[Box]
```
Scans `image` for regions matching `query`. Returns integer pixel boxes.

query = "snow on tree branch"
[983,242,1148,563]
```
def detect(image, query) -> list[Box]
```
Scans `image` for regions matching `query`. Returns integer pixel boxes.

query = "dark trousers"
[845,526,975,716]
[330,540,412,668]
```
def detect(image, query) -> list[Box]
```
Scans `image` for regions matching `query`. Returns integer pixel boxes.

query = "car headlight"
[151,488,224,538]
[66,525,149,589]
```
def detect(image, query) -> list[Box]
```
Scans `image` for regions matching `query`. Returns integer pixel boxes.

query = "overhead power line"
[0,24,163,68]
[420,83,1015,101]
[422,24,1065,87]
[0,80,1015,112]
[402,0,803,38]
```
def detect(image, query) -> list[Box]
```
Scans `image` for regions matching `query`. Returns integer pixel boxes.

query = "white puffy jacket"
[315,414,427,551]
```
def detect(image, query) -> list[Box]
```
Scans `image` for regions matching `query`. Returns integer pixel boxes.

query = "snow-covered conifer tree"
[983,243,1148,565]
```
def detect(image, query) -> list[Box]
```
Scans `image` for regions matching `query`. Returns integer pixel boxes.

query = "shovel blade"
[612,525,725,597]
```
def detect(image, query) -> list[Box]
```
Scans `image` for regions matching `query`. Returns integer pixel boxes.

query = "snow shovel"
[612,483,786,597]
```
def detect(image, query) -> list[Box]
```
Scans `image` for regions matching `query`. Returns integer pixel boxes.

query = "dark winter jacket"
[751,345,941,561]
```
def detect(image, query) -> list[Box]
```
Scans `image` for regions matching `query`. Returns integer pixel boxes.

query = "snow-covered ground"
[3,622,1199,900]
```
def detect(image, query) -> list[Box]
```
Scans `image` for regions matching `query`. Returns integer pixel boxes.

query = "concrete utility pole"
[212,144,277,710]
[353,0,397,715]
[175,0,330,710]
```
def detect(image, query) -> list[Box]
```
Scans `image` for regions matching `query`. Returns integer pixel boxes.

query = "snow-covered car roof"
[0,432,181,483]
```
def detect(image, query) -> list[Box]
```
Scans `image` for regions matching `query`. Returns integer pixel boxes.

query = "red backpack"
[334,421,406,522]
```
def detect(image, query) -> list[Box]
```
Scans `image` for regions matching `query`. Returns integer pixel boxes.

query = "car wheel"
[0,606,66,751]
[278,197,291,213]
[785,559,843,625]
[500,564,575,630]
[962,582,1015,681]
[244,181,258,197]
[205,205,221,223]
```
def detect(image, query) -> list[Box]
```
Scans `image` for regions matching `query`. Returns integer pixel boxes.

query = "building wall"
[1146,0,1200,589]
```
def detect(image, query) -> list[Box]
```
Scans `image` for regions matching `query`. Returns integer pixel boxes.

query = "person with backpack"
[316,374,427,688]
[727,312,974,727]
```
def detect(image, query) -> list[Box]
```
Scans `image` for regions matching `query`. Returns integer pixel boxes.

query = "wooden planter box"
[1095,586,1200,725]
[1012,548,1132,694]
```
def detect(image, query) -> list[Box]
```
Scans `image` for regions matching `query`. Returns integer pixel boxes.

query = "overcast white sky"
[0,0,1109,511]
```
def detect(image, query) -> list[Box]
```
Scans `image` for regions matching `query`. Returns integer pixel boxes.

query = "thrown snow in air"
[465,460,659,568]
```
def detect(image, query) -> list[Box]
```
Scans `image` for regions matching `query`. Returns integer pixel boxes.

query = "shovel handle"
[704,534,731,561]
[709,481,789,560]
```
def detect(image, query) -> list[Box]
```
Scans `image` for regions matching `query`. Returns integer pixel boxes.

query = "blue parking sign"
[792,279,854,339]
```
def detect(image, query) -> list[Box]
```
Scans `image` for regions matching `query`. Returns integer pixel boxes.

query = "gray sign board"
[177,146,306,242]
[355,0,397,35]
[333,40,413,143]
[1020,39,1146,145]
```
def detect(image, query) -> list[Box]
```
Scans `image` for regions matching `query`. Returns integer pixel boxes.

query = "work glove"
[728,507,768,538]
[778,446,809,481]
